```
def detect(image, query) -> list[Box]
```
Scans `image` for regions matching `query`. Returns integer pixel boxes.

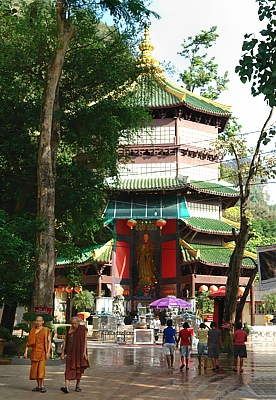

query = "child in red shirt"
[233,322,247,372]
[177,322,192,370]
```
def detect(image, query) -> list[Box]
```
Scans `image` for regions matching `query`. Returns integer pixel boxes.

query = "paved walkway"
[0,342,275,400]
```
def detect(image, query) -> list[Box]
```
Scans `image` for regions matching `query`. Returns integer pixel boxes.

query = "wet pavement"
[0,341,275,399]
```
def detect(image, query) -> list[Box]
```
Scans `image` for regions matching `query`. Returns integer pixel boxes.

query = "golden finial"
[139,22,163,73]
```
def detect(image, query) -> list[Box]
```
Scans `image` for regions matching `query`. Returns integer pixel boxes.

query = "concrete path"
[0,342,275,400]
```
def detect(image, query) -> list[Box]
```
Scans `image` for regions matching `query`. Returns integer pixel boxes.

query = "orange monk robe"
[27,327,50,380]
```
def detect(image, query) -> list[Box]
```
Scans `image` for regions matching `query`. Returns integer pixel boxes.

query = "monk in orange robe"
[24,316,51,393]
[60,317,89,393]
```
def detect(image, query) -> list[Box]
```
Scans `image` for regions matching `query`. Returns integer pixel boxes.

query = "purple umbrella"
[149,297,192,309]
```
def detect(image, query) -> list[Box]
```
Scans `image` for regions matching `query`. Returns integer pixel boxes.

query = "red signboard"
[34,307,52,315]
[202,313,213,322]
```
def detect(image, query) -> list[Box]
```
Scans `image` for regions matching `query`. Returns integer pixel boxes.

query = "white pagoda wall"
[119,118,220,182]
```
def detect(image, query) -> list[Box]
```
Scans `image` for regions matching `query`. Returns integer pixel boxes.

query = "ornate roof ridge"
[156,74,232,114]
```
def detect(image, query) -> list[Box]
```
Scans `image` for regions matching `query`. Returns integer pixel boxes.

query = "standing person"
[233,322,247,372]
[208,321,222,371]
[151,315,161,343]
[60,317,89,394]
[177,322,192,370]
[162,319,178,369]
[23,316,51,393]
[197,322,208,369]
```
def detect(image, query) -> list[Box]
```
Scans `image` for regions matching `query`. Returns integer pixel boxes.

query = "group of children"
[162,319,247,372]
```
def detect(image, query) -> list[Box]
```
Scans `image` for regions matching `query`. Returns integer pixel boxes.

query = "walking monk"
[60,317,89,394]
[24,315,51,393]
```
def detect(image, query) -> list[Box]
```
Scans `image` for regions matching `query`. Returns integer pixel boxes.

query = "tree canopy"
[0,0,155,313]
[178,26,229,100]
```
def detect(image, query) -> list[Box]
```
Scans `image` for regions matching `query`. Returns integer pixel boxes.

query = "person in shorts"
[233,322,247,372]
[208,321,221,371]
[162,319,178,369]
[177,322,192,370]
[197,322,208,369]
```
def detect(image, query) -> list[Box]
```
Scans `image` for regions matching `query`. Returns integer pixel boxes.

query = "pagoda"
[55,26,256,322]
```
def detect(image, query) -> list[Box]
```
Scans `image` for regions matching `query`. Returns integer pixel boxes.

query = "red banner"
[34,307,52,315]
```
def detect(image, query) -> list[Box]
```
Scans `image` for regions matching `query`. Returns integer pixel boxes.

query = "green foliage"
[235,0,276,106]
[14,322,30,336]
[243,322,250,335]
[72,290,95,311]
[0,325,12,340]
[0,211,38,308]
[196,291,214,317]
[261,293,276,313]
[56,325,69,335]
[0,1,151,248]
[22,312,54,331]
[179,26,229,100]
[0,1,154,307]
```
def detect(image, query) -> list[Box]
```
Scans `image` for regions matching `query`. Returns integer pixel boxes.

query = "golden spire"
[139,22,163,73]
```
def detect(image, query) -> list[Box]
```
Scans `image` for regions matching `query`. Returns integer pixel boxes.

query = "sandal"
[40,388,47,393]
[75,386,81,392]
[60,387,69,394]
[32,387,41,392]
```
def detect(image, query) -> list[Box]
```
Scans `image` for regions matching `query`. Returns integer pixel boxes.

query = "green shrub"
[0,325,12,340]
[57,325,69,336]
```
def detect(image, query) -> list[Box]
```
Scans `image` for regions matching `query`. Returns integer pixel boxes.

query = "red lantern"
[126,219,137,229]
[156,219,166,229]
[199,285,208,293]
[209,285,218,293]
[65,286,73,293]
[74,285,83,293]
[238,286,245,296]
[57,286,65,293]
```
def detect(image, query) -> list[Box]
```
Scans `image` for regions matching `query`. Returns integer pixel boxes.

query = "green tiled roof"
[180,242,255,269]
[107,177,239,197]
[133,75,231,117]
[189,181,239,197]
[181,217,236,235]
[107,177,185,191]
[56,240,113,266]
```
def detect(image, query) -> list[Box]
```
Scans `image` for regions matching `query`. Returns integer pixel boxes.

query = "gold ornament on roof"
[139,22,163,73]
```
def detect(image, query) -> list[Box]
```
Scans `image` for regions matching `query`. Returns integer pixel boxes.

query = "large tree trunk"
[224,210,250,323]
[1,304,17,332]
[235,266,258,323]
[32,1,75,308]
[223,107,274,325]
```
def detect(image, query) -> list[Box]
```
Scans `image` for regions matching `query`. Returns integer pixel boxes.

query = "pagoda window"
[187,201,220,218]
[119,162,177,178]
[178,163,219,182]
[179,126,217,148]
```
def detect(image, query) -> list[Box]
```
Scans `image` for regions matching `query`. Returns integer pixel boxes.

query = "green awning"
[104,195,190,219]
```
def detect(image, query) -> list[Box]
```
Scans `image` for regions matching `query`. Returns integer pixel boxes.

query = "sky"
[146,0,275,203]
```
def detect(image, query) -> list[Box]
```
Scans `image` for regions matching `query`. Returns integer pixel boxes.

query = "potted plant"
[56,325,68,339]
[72,290,94,316]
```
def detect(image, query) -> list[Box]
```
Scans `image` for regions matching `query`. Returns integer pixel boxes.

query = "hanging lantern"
[126,219,137,229]
[156,219,167,229]
[57,286,65,293]
[65,286,73,293]
[74,285,83,293]
[209,285,218,293]
[238,286,245,296]
[219,285,226,290]
[199,285,208,293]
